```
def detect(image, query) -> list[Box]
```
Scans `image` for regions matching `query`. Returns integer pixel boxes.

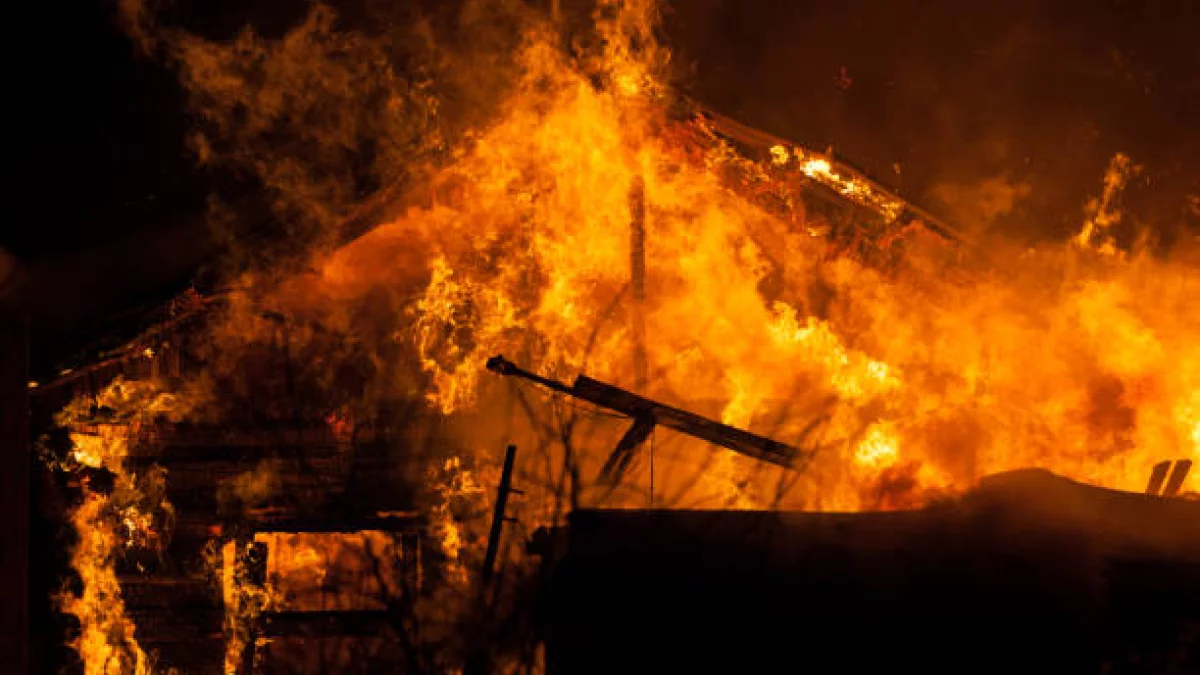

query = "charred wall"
[29,299,439,673]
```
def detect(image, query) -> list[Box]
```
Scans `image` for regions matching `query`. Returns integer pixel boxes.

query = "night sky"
[6,0,1199,376]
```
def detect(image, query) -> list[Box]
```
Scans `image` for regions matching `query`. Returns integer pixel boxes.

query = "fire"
[425,456,488,586]
[386,2,1199,511]
[45,0,1200,670]
[62,492,151,675]
[156,0,1200,515]
[219,539,278,675]
[53,378,196,675]
[855,424,900,470]
[1075,152,1140,254]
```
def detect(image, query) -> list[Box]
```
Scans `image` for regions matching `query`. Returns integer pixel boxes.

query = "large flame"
[54,378,196,675]
[172,0,1200,514]
[335,4,1199,511]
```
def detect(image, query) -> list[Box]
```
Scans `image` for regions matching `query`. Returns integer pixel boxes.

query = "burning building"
[19,0,1200,673]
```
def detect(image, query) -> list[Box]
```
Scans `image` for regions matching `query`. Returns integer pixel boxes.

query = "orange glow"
[256,531,408,611]
[166,0,1200,518]
[855,424,900,470]
[54,378,195,675]
[60,492,151,675]
[376,3,1198,512]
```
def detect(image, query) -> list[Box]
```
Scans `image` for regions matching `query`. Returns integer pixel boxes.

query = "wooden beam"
[1147,460,1171,495]
[1163,460,1193,498]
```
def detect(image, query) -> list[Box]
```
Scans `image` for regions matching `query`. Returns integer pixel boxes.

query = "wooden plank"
[1147,460,1171,495]
[571,375,808,467]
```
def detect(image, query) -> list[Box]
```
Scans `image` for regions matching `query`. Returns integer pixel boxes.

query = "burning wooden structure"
[30,301,431,674]
[25,7,1200,669]
[28,91,959,670]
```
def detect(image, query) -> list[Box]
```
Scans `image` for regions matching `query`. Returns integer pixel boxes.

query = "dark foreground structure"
[534,469,1200,674]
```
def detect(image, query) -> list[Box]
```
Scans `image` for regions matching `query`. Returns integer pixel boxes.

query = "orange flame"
[54,378,196,674]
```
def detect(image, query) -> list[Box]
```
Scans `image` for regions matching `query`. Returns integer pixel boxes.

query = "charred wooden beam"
[119,575,218,609]
[1163,460,1193,498]
[629,176,648,394]
[486,355,813,483]
[1147,460,1172,495]
[127,609,224,643]
[482,445,518,585]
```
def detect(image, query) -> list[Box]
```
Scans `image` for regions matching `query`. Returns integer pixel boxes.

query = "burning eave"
[676,94,969,246]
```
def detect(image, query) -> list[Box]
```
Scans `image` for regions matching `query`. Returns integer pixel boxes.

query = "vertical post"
[630,176,651,504]
[630,176,647,394]
[0,251,28,674]
[482,445,517,585]
[467,446,517,675]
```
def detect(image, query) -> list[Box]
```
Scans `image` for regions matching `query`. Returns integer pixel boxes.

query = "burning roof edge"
[30,99,958,394]
[676,94,971,246]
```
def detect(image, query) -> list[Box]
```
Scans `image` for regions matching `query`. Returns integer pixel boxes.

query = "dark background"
[6,0,1200,377]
